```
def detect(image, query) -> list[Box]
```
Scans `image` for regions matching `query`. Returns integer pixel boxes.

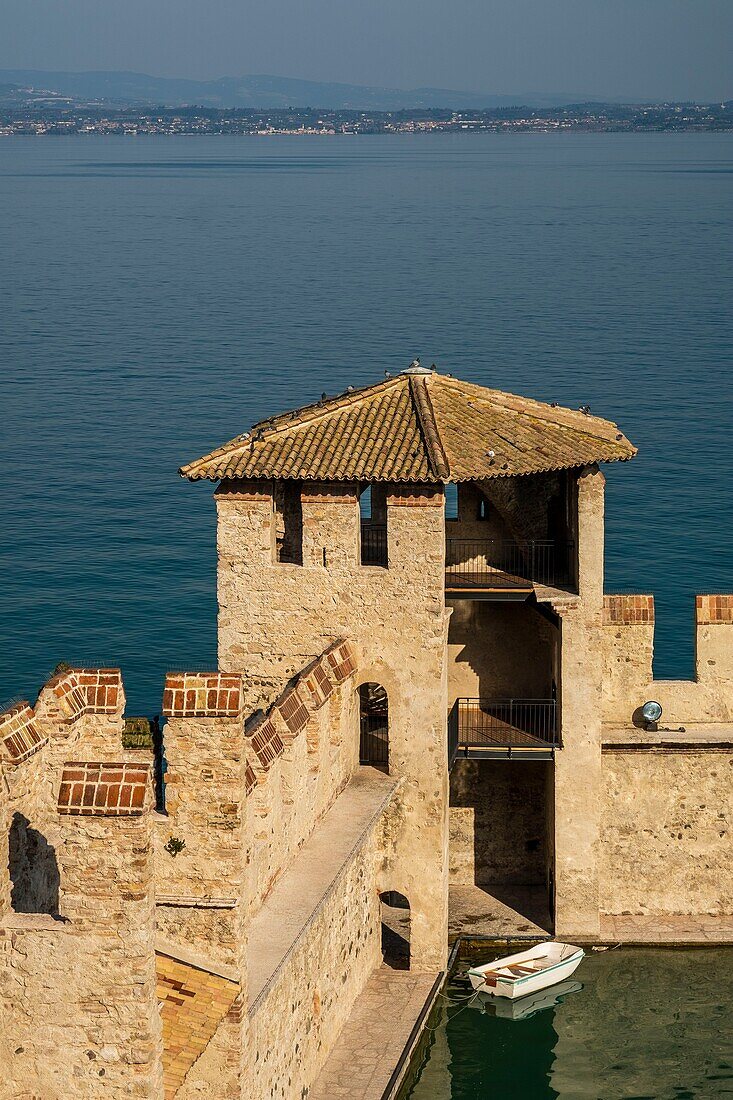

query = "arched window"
[9,812,60,915]
[359,683,388,771]
[379,891,410,970]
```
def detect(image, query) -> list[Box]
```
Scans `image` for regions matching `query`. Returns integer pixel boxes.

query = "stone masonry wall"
[0,672,163,1100]
[247,806,384,1100]
[552,466,606,939]
[449,760,549,887]
[601,747,733,916]
[447,601,558,706]
[216,479,449,970]
[157,672,249,969]
[1,757,162,1100]
[245,647,358,919]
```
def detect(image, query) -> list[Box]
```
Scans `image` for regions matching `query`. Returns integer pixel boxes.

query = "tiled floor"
[309,967,441,1100]
[156,953,240,1098]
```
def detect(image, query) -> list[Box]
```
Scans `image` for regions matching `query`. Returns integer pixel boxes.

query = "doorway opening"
[359,683,389,771]
[380,891,410,969]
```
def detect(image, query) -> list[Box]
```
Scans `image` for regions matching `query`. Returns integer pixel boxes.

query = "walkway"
[309,967,441,1100]
[248,768,399,1011]
[449,884,552,941]
[601,913,733,945]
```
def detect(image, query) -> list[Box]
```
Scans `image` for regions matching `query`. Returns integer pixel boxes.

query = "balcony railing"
[445,539,574,590]
[361,522,388,567]
[449,698,558,764]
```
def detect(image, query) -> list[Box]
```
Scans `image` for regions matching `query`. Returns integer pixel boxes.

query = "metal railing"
[445,539,574,588]
[450,698,558,760]
[361,522,388,567]
[359,714,389,767]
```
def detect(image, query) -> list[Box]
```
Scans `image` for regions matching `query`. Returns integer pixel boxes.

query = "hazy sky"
[2,0,731,100]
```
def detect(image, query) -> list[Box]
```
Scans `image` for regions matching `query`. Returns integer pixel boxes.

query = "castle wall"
[601,594,733,725]
[552,465,605,939]
[156,673,249,970]
[245,653,357,916]
[598,596,733,919]
[1,755,162,1100]
[600,746,733,916]
[215,479,449,970]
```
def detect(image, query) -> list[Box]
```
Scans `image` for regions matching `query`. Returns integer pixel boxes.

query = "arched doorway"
[379,891,410,970]
[359,683,388,771]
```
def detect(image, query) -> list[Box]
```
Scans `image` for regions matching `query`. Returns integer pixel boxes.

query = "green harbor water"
[404,945,733,1099]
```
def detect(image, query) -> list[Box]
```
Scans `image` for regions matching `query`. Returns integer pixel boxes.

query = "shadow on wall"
[9,812,61,916]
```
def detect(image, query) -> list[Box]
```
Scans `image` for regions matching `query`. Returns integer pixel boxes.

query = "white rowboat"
[467,942,584,1000]
[472,978,583,1021]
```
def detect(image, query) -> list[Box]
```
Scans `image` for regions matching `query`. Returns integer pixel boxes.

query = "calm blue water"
[405,945,733,1099]
[1,134,731,713]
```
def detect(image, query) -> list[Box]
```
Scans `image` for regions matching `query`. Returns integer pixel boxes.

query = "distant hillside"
[0,69,619,111]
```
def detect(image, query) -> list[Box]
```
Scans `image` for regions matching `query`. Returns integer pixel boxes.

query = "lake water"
[1,133,731,712]
[405,944,733,1100]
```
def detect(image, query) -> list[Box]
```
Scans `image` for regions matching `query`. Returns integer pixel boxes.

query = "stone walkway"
[309,967,441,1100]
[449,883,552,940]
[601,913,733,944]
[248,769,398,1010]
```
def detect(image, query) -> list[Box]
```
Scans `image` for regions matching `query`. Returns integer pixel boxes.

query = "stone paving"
[309,967,441,1100]
[601,913,733,944]
[449,883,552,941]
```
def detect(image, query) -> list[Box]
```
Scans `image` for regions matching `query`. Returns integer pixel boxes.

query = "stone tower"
[181,364,636,954]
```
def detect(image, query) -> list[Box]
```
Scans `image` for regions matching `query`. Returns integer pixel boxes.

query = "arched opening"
[379,891,410,970]
[9,812,60,915]
[273,481,303,565]
[359,683,388,771]
[359,484,388,567]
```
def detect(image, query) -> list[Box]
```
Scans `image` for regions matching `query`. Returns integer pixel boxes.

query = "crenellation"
[0,702,48,764]
[601,593,733,723]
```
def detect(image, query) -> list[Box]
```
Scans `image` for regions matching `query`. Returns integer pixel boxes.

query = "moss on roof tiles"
[180,368,636,483]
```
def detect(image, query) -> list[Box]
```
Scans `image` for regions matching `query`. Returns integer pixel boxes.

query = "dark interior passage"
[380,890,411,970]
[449,760,554,933]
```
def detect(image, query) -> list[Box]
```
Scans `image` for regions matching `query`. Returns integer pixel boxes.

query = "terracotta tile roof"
[156,953,240,1098]
[180,367,636,483]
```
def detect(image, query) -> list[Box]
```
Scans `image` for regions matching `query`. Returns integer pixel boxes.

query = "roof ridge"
[409,376,450,479]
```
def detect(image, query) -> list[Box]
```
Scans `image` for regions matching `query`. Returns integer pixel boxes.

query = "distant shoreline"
[2,102,731,137]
